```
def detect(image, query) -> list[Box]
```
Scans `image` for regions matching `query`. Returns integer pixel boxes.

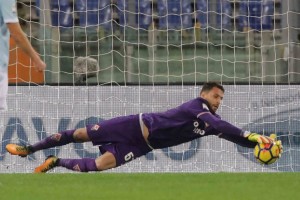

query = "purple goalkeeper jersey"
[142,97,245,149]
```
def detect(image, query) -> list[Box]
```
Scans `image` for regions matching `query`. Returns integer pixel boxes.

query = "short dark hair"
[200,82,224,94]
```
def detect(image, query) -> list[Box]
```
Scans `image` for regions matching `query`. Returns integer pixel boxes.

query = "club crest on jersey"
[193,121,205,135]
[91,124,100,131]
[51,133,62,141]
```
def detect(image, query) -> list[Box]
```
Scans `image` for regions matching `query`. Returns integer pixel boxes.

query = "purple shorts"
[86,114,152,167]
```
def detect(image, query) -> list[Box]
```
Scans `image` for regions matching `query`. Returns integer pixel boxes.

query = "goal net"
[1,0,299,173]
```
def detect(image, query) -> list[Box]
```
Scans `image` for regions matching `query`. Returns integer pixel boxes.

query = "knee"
[73,128,89,142]
[95,152,117,171]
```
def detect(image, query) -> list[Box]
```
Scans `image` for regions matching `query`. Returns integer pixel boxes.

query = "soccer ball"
[254,143,280,165]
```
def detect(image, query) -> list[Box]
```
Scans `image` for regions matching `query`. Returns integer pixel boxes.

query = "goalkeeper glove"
[244,132,274,144]
[270,133,283,157]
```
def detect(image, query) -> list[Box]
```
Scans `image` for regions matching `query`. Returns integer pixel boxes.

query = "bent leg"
[95,152,116,170]
[31,128,90,152]
[73,128,90,142]
[7,128,91,156]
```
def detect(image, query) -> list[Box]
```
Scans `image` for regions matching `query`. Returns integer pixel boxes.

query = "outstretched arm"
[218,133,256,148]
[198,112,273,145]
[7,23,46,72]
[198,112,245,137]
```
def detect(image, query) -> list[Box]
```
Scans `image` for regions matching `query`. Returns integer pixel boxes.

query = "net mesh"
[1,0,299,172]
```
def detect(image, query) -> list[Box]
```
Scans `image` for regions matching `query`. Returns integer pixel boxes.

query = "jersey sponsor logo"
[91,124,100,131]
[193,121,205,135]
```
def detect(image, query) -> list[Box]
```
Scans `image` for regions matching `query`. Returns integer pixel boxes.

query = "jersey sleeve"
[0,0,19,23]
[187,98,245,138]
[182,98,245,138]
[218,133,256,148]
[198,112,244,137]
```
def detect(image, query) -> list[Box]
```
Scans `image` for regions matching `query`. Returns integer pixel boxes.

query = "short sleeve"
[0,0,19,23]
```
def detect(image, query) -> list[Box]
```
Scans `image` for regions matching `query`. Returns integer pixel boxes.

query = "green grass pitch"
[0,173,299,200]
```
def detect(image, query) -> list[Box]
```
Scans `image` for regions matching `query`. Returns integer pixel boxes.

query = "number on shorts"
[124,152,134,161]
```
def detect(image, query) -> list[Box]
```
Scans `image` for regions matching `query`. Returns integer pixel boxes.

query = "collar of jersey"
[198,97,216,115]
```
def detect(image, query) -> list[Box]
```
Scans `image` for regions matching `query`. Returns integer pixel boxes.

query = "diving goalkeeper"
[6,82,283,173]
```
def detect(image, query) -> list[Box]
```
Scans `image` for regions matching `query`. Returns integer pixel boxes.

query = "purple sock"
[31,130,76,152]
[57,158,98,172]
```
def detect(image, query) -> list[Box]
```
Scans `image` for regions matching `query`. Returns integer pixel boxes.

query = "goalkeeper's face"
[201,87,224,112]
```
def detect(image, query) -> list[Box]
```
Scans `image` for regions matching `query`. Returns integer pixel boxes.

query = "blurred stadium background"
[1,0,300,173]
[14,0,300,84]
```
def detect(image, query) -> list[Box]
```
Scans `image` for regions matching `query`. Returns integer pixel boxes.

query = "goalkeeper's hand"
[270,133,283,158]
[245,132,274,144]
[245,132,283,157]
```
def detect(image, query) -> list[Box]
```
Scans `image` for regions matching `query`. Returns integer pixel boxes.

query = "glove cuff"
[243,131,251,138]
